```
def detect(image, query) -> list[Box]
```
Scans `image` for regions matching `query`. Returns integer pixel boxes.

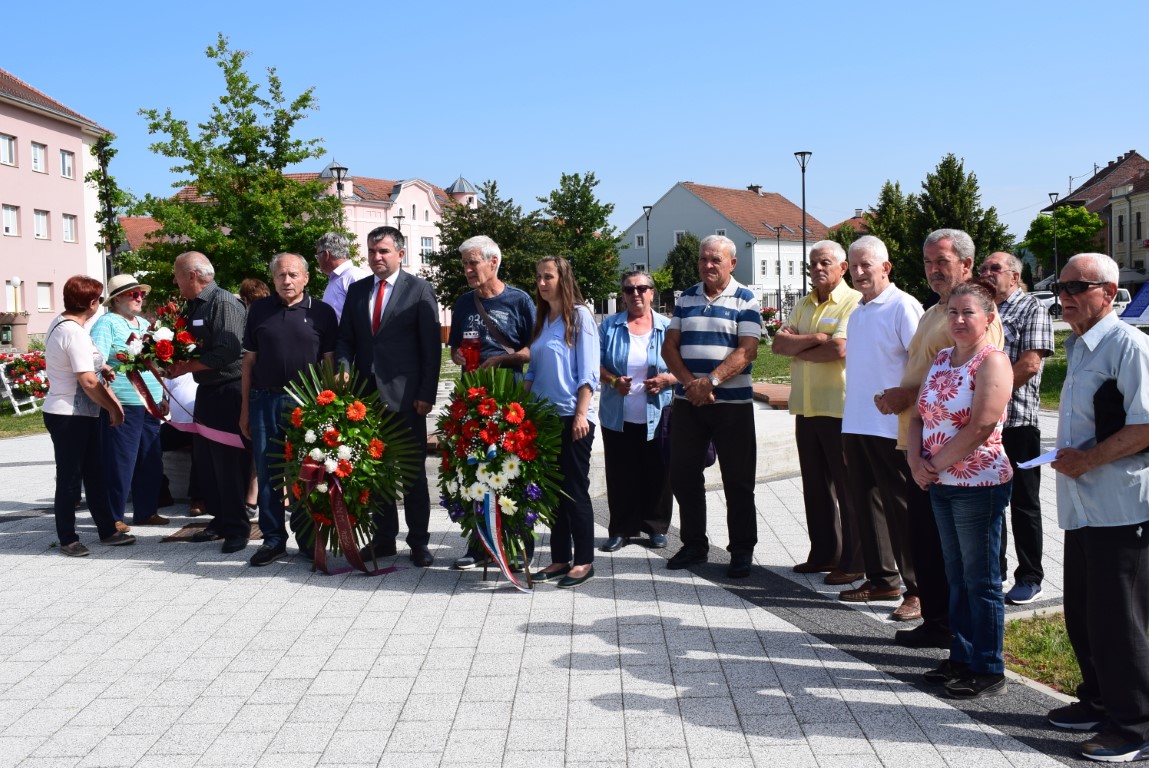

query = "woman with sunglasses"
[526,256,600,588]
[90,274,169,530]
[598,271,676,552]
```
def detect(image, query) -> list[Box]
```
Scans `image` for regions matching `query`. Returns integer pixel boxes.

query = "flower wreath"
[1,351,48,401]
[277,362,419,574]
[436,368,564,591]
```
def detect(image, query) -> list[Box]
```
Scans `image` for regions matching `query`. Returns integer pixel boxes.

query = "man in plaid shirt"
[978,252,1054,605]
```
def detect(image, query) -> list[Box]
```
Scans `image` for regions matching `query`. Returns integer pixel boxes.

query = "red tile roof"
[681,182,828,241]
[831,211,870,234]
[1046,150,1149,214]
[118,217,163,251]
[0,68,109,134]
[174,173,452,206]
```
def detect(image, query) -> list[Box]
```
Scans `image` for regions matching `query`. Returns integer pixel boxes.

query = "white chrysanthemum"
[127,339,144,356]
[456,471,467,486]
[304,430,317,444]
[487,472,508,491]
[466,482,487,501]
[337,445,353,461]
[151,327,175,343]
[309,448,325,461]
[498,496,517,515]
[324,458,338,473]
[446,479,459,495]
[316,483,328,494]
[475,464,491,483]
[501,456,521,478]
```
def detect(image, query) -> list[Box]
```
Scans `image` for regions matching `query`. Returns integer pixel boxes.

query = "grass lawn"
[0,403,45,439]
[752,337,793,382]
[1004,611,1082,694]
[1039,330,1071,410]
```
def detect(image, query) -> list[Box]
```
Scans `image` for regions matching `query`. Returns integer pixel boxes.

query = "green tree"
[538,171,622,303]
[663,232,702,292]
[1021,205,1105,275]
[84,134,134,274]
[424,180,551,307]
[865,180,922,297]
[827,222,858,254]
[127,34,342,292]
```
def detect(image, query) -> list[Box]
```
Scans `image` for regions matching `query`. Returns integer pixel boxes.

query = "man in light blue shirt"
[1049,252,1149,762]
[315,232,369,320]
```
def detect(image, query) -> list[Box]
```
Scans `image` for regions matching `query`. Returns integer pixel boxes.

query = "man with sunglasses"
[1047,253,1149,762]
[977,252,1053,607]
[772,241,867,596]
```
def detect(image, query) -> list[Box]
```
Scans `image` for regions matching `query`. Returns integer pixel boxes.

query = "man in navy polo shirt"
[240,252,339,566]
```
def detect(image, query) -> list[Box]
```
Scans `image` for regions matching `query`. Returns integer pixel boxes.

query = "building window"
[1118,214,1125,243]
[0,135,14,166]
[2,205,18,236]
[31,143,46,173]
[411,204,415,219]
[36,283,52,312]
[424,210,429,222]
[716,229,726,237]
[62,214,77,242]
[34,210,49,239]
[635,234,645,249]
[760,261,768,276]
[59,150,74,179]
[1137,212,1143,242]
[420,236,433,256]
[674,230,685,244]
[789,261,795,276]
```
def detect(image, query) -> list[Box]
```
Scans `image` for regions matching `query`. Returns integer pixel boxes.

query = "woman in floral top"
[908,280,1013,700]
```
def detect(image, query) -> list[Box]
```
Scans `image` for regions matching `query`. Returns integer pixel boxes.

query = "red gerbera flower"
[292,482,303,500]
[477,397,498,417]
[284,441,294,461]
[291,407,304,427]
[323,429,341,447]
[503,402,525,424]
[346,400,367,421]
[368,438,385,459]
[335,459,353,478]
[358,488,370,505]
[316,390,336,406]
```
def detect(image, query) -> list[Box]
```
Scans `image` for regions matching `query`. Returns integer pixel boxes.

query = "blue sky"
[6,0,1145,242]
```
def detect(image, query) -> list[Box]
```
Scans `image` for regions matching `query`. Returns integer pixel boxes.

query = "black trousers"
[795,416,861,571]
[1064,525,1149,744]
[193,379,250,541]
[371,408,431,549]
[906,477,950,630]
[602,421,671,537]
[44,413,117,544]
[549,417,596,566]
[669,400,757,555]
[999,425,1044,585]
[842,434,916,593]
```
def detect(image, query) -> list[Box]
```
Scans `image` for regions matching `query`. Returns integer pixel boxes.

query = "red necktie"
[371,280,386,334]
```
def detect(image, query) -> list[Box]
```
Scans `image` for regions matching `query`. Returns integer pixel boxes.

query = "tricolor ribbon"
[299,458,397,577]
[467,446,531,592]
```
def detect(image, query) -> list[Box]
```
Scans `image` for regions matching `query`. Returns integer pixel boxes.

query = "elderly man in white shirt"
[315,232,370,320]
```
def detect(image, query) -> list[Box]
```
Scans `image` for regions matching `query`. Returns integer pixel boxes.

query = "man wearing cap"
[240,253,339,566]
[315,232,369,320]
[90,274,169,531]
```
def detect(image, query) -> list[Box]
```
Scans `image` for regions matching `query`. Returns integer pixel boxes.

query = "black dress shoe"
[531,564,571,582]
[667,545,708,570]
[895,623,952,649]
[410,547,434,567]
[221,537,249,554]
[600,536,628,552]
[190,528,222,543]
[727,553,753,579]
[556,566,594,589]
[648,533,668,549]
[358,541,397,562]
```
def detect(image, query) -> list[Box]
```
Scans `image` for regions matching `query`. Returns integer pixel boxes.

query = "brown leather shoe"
[839,581,902,602]
[793,561,837,574]
[824,570,864,585]
[891,595,922,621]
[115,521,131,533]
[136,514,170,526]
[188,500,207,517]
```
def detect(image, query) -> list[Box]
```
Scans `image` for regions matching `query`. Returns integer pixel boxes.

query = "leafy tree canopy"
[663,232,702,292]
[537,171,622,303]
[1021,205,1105,276]
[125,33,342,296]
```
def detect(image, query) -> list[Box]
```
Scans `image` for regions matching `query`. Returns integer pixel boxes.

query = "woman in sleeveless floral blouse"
[908,280,1014,700]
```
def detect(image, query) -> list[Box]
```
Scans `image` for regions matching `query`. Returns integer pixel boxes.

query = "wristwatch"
[708,374,721,388]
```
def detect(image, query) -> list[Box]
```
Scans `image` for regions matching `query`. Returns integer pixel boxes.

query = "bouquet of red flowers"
[277,363,420,574]
[436,368,563,590]
[1,351,48,401]
[111,300,199,374]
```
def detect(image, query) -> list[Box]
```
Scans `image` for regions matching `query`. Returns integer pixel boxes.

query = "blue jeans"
[101,405,163,524]
[930,481,1012,675]
[249,389,290,549]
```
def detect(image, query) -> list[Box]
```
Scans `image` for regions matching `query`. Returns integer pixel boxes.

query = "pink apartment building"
[1,68,110,339]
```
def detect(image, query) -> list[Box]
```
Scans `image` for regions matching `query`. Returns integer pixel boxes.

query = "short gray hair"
[315,232,350,262]
[1066,252,1120,285]
[459,235,502,265]
[848,235,889,263]
[698,234,736,259]
[269,252,307,274]
[809,240,846,264]
[924,228,975,261]
[177,251,215,281]
[620,270,655,290]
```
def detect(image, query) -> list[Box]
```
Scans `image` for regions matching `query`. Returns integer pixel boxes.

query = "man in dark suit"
[335,225,441,567]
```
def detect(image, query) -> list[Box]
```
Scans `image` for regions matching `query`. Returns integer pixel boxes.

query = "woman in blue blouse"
[90,275,169,530]
[525,256,600,588]
[599,271,676,552]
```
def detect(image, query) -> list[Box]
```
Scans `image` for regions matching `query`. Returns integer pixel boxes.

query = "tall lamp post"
[331,162,348,227]
[1049,191,1060,315]
[794,151,812,295]
[774,225,783,309]
[642,205,653,272]
[393,210,405,233]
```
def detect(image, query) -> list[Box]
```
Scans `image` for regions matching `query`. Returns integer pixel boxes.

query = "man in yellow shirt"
[876,228,1004,649]
[773,241,863,586]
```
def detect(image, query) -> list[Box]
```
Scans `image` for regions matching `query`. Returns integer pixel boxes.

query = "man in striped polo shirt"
[662,234,762,578]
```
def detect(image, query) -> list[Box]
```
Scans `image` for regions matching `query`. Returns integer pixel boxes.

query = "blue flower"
[526,483,542,501]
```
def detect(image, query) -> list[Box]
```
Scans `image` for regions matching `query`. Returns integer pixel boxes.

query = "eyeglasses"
[622,285,652,295]
[1053,280,1108,295]
[126,290,146,300]
[978,264,1006,274]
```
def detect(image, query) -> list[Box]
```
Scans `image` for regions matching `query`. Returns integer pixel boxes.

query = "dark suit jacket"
[335,270,441,412]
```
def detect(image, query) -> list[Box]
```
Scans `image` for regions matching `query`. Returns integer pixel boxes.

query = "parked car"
[1030,290,1060,317]
[1114,288,1132,316]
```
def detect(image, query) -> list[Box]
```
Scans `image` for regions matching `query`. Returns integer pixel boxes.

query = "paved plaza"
[0,402,1098,767]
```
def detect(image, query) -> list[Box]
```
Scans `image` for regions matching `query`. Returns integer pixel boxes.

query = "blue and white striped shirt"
[669,280,761,404]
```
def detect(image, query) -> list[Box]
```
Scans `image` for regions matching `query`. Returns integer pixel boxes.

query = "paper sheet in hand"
[1017,449,1059,469]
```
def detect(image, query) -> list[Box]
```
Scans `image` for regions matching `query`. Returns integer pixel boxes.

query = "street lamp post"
[642,205,653,272]
[331,163,348,228]
[393,210,405,233]
[794,151,812,295]
[775,225,783,309]
[1049,191,1060,315]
